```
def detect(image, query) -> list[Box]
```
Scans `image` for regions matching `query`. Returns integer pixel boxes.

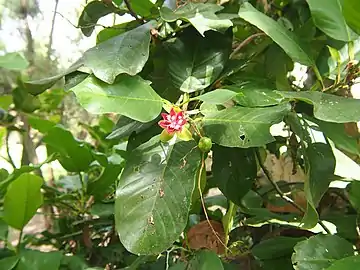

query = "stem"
[123,0,145,24]
[222,200,237,255]
[255,148,331,234]
[47,0,59,60]
[16,229,23,254]
[5,129,16,169]
[198,153,229,251]
[230,33,266,59]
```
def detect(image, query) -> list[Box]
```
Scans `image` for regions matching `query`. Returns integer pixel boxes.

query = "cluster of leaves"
[1,0,360,269]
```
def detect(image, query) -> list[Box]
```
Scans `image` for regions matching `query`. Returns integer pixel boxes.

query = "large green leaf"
[343,0,360,35]
[130,0,157,18]
[238,2,314,66]
[84,22,154,84]
[212,145,257,205]
[311,118,360,156]
[0,256,19,270]
[291,235,354,270]
[70,75,162,123]
[326,255,360,269]
[160,2,232,36]
[115,136,201,255]
[78,1,120,37]
[164,28,232,93]
[196,89,237,104]
[16,250,63,270]
[203,103,291,148]
[0,52,28,70]
[280,91,360,123]
[302,143,336,228]
[23,58,84,95]
[43,125,94,172]
[12,87,40,113]
[96,21,141,44]
[187,250,224,270]
[3,173,44,230]
[307,0,357,41]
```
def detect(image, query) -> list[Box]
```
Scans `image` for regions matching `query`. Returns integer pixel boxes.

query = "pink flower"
[158,108,187,134]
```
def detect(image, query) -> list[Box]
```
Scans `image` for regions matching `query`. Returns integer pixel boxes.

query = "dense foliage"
[1,0,360,269]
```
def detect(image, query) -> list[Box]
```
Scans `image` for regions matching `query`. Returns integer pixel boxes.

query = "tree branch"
[230,33,266,59]
[47,0,59,60]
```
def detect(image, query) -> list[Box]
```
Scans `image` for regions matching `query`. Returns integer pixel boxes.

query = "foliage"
[1,0,360,269]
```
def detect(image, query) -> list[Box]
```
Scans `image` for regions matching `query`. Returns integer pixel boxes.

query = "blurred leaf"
[307,0,357,41]
[343,0,360,35]
[17,250,63,270]
[291,235,354,270]
[212,145,257,205]
[187,250,224,270]
[0,256,19,270]
[70,75,162,123]
[347,181,360,212]
[252,236,306,260]
[64,71,89,91]
[23,58,84,95]
[78,1,120,37]
[27,115,57,133]
[84,22,155,84]
[160,2,232,36]
[12,87,40,113]
[0,52,28,70]
[203,103,290,148]
[130,0,157,18]
[0,95,13,109]
[326,255,360,269]
[3,173,44,230]
[238,2,314,66]
[115,137,201,255]
[164,28,232,93]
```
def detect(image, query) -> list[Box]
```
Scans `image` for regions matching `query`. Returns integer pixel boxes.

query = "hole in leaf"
[240,134,246,140]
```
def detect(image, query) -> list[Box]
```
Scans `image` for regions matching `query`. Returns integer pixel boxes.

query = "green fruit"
[160,129,174,143]
[198,137,212,152]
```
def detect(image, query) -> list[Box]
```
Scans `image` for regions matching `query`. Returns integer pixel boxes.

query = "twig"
[255,149,331,234]
[47,0,59,59]
[123,0,145,24]
[6,129,16,169]
[230,33,266,59]
[198,153,229,252]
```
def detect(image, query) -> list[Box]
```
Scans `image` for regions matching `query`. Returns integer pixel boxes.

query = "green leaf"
[107,116,158,140]
[96,21,141,44]
[64,71,89,91]
[302,143,336,228]
[203,103,291,148]
[78,1,119,37]
[27,115,57,133]
[130,0,157,18]
[291,235,354,270]
[164,28,232,93]
[280,91,360,123]
[238,3,314,66]
[252,236,307,260]
[115,136,201,255]
[3,173,44,230]
[326,255,360,269]
[23,58,84,95]
[84,22,155,84]
[43,125,94,172]
[70,75,163,123]
[196,89,237,104]
[160,2,232,36]
[0,52,28,71]
[16,250,63,270]
[12,87,40,113]
[0,256,19,270]
[0,95,13,109]
[212,145,257,205]
[343,0,360,35]
[187,250,224,270]
[307,0,357,41]
[311,118,360,156]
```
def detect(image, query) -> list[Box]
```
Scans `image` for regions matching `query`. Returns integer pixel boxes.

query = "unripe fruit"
[198,137,212,152]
